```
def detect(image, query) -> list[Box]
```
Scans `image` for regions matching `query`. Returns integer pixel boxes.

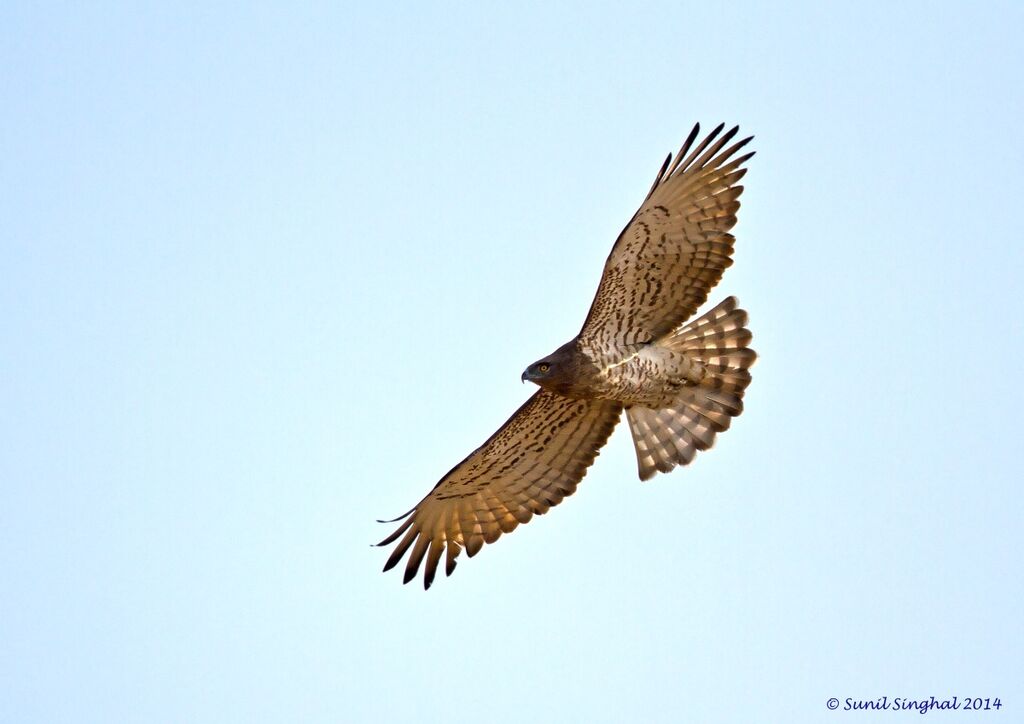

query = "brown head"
[521,340,591,397]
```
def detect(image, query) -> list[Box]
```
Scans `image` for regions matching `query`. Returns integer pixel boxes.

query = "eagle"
[378,123,756,588]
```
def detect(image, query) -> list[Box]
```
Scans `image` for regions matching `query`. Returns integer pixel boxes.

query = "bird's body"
[379,123,757,588]
[541,337,712,407]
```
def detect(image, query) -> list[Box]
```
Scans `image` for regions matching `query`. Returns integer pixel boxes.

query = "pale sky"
[2,2,1022,722]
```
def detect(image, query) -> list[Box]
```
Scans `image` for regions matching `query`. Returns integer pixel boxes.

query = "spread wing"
[578,124,754,350]
[377,390,622,589]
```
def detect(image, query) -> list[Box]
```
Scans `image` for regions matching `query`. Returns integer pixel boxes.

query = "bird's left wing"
[578,124,754,351]
[377,390,622,589]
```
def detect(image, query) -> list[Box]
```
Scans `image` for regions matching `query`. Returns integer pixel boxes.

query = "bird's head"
[521,358,558,384]
[521,343,580,393]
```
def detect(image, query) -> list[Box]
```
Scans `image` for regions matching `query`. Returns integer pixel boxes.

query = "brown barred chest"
[584,345,705,407]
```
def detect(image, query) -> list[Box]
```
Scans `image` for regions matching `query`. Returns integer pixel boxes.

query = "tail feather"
[627,296,755,480]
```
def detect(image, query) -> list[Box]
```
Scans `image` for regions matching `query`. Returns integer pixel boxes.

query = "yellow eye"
[539,363,550,373]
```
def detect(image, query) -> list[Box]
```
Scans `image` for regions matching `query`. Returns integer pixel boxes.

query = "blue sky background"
[2,2,1022,722]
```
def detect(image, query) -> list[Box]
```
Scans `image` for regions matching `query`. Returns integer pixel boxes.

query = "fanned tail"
[627,296,755,480]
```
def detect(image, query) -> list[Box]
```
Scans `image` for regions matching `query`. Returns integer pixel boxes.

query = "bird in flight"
[378,123,756,589]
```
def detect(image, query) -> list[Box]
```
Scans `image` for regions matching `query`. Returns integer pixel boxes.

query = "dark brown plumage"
[379,123,757,588]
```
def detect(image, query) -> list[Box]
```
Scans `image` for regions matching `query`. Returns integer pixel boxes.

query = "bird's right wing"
[377,390,622,589]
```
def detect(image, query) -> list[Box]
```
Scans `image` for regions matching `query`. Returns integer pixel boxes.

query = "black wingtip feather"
[422,540,444,590]
[445,542,460,577]
[671,122,727,177]
[383,525,419,571]
[403,536,431,585]
[376,507,415,524]
[678,123,701,156]
[720,135,754,161]
[668,123,703,177]
[646,152,674,199]
[692,125,740,169]
[375,516,414,547]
